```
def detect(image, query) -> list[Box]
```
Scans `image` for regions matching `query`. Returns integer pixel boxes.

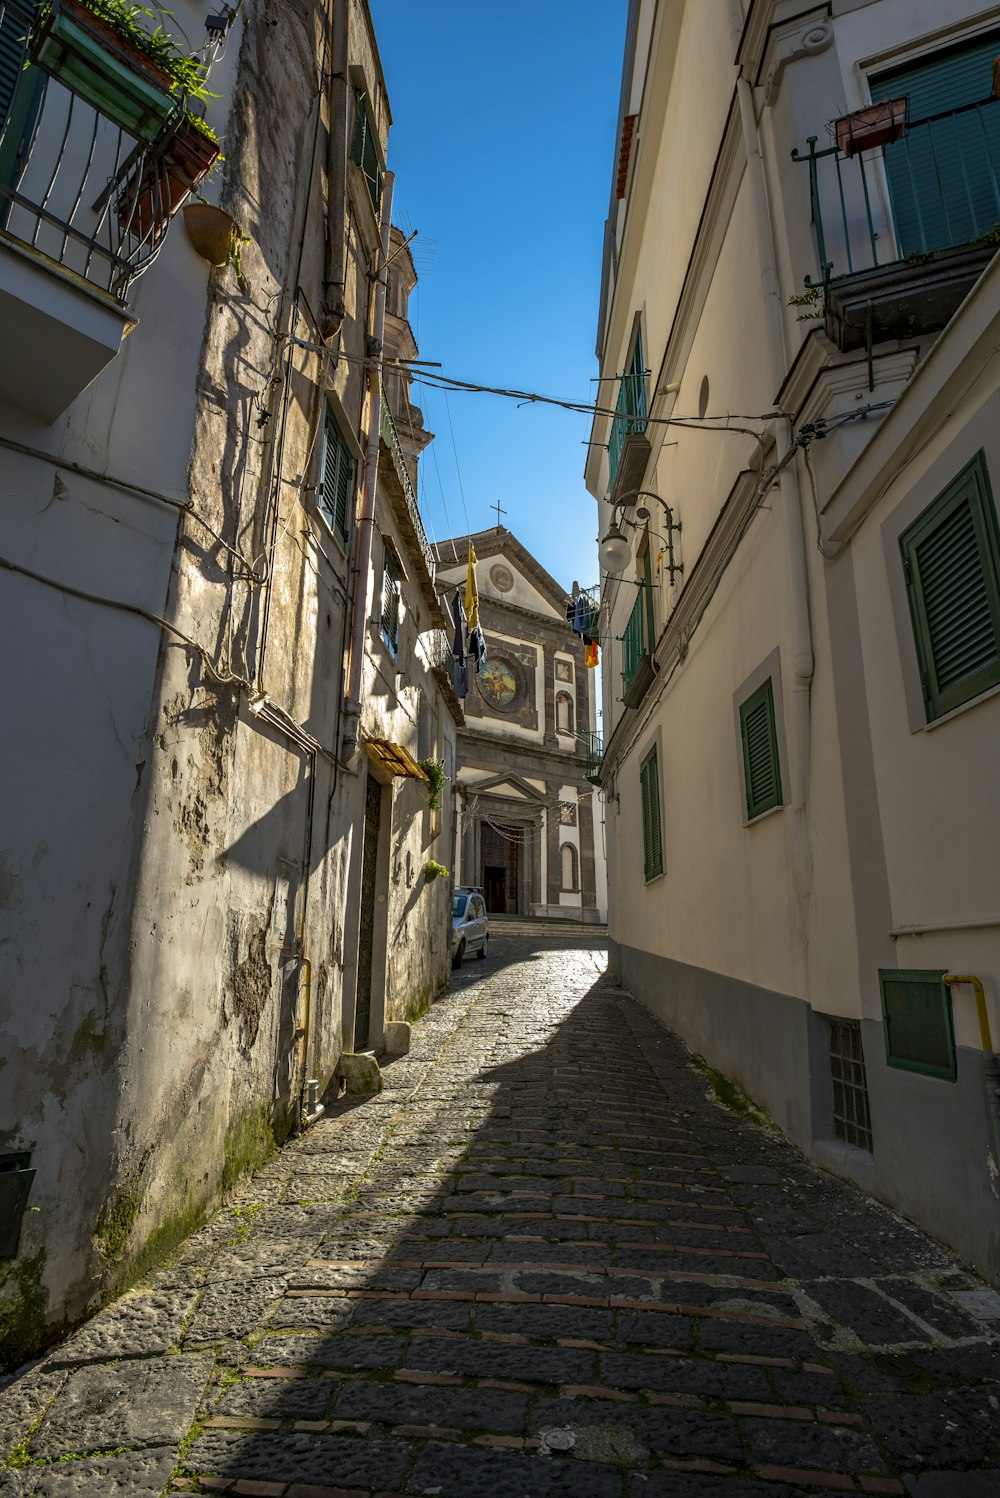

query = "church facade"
[432,529,607,923]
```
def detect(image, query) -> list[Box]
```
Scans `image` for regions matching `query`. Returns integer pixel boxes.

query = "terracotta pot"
[117,120,221,237]
[835,98,908,158]
[182,202,239,265]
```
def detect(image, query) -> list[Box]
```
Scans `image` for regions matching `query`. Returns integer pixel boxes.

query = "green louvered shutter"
[740,678,783,820]
[380,547,400,655]
[351,96,382,213]
[900,452,1000,720]
[319,406,353,541]
[639,744,663,881]
[870,32,1000,255]
[0,0,42,196]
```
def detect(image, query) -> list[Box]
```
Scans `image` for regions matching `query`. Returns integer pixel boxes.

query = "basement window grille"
[829,1019,873,1152]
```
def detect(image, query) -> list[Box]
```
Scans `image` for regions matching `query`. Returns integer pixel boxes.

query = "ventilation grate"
[829,1020,873,1153]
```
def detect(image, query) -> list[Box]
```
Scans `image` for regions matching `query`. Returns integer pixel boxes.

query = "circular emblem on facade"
[489,563,514,593]
[478,657,519,709]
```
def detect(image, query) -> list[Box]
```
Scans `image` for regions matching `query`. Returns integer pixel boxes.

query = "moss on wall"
[0,1250,52,1374]
[221,1106,277,1194]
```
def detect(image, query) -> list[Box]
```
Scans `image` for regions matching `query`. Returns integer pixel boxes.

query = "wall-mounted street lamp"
[599,519,632,572]
[600,490,683,586]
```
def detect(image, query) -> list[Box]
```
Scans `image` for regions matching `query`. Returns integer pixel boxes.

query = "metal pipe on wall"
[321,0,349,338]
[342,168,395,759]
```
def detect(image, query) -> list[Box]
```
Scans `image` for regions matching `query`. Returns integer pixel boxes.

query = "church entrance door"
[480,822,520,914]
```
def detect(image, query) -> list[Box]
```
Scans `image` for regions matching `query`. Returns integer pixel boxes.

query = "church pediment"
[433,528,569,620]
[464,770,548,804]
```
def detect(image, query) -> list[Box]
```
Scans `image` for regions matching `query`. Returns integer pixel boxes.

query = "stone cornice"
[737,0,832,90]
[777,328,920,424]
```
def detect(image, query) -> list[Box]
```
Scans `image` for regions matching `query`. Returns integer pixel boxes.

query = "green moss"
[221,1106,276,1195]
[691,1053,776,1130]
[94,1177,144,1264]
[0,1249,52,1375]
[126,1193,207,1290]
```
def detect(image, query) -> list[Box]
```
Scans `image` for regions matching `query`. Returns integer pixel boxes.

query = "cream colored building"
[587,0,1000,1282]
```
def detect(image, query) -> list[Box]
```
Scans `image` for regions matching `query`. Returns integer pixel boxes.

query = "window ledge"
[919,679,1000,733]
[743,802,784,829]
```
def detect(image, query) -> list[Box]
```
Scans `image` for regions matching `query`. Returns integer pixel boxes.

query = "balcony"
[580,730,603,784]
[793,94,1000,353]
[378,384,440,618]
[607,369,650,503]
[620,584,656,710]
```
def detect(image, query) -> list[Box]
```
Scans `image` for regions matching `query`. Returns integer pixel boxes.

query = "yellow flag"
[465,541,480,632]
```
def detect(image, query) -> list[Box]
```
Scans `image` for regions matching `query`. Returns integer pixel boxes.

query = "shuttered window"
[739,678,783,820]
[0,0,42,195]
[870,32,1000,255]
[380,545,400,656]
[351,95,383,214]
[900,451,1000,721]
[318,405,353,541]
[639,744,663,881]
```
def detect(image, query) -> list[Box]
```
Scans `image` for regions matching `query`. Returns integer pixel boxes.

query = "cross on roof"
[491,499,507,529]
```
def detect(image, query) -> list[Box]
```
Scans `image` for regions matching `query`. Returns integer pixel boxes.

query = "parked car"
[451,887,489,966]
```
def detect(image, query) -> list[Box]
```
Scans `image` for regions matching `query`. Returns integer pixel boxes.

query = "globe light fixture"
[600,520,632,572]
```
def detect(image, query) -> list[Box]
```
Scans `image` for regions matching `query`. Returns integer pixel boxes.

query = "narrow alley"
[2,934,999,1497]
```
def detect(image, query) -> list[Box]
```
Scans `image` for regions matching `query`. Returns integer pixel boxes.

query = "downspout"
[730,3,815,938]
[320,0,349,338]
[342,169,395,761]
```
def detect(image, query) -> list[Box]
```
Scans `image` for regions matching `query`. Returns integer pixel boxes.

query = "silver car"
[451,887,489,966]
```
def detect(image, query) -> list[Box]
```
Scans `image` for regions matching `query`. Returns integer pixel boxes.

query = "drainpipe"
[320,0,349,338]
[944,975,1000,1195]
[342,169,395,761]
[729,4,815,937]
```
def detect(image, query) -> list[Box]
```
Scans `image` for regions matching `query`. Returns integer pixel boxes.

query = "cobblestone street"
[3,934,1000,1497]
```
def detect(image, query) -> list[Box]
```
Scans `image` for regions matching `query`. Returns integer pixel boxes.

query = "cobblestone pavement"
[3,936,1000,1497]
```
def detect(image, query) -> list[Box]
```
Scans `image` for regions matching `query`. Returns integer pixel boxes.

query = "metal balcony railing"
[607,370,647,490]
[580,730,602,779]
[379,384,436,583]
[425,627,453,672]
[0,1,175,301]
[793,94,1000,290]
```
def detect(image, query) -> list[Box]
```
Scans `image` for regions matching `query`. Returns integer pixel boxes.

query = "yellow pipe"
[944,974,994,1052]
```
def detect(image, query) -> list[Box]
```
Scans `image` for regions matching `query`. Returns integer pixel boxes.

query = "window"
[351,95,383,213]
[0,0,43,196]
[555,692,574,733]
[318,404,353,541]
[900,452,1000,721]
[560,842,579,891]
[871,32,1000,257]
[829,1020,873,1153]
[739,677,783,820]
[639,744,663,881]
[608,324,648,489]
[380,544,400,656]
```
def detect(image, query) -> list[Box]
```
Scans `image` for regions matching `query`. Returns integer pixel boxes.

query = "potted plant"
[182,202,246,267]
[118,112,220,236]
[416,757,446,814]
[834,97,908,158]
[423,860,449,884]
[29,0,212,144]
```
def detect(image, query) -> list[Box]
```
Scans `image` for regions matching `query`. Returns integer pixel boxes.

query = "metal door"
[355,775,382,1050]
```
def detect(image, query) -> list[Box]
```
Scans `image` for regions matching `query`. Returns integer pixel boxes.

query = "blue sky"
[369,0,626,600]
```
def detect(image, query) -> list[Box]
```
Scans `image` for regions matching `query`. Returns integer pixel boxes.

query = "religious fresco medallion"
[478,657,519,709]
[490,563,514,593]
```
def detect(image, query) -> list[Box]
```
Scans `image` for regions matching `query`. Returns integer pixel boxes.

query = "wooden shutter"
[901,452,1000,719]
[319,406,352,540]
[0,0,42,194]
[870,32,1000,254]
[640,745,663,881]
[351,97,382,213]
[740,678,783,820]
[381,548,400,654]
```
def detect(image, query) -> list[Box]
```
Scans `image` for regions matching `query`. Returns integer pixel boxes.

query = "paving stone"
[405,1333,595,1385]
[0,1367,67,1463]
[185,1277,289,1343]
[903,1474,1000,1496]
[46,1289,199,1365]
[28,1354,212,1458]
[531,1396,743,1464]
[181,1429,411,1489]
[335,1378,528,1433]
[804,1281,932,1347]
[743,1412,887,1471]
[8,1448,179,1496]
[598,1350,773,1400]
[249,1332,405,1369]
[405,1440,623,1496]
[213,1376,334,1422]
[866,1390,1000,1467]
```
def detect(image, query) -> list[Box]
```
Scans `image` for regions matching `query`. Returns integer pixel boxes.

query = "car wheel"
[476,935,488,959]
[452,939,465,969]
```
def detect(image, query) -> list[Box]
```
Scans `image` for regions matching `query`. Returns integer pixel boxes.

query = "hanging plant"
[423,860,449,884]
[117,111,221,236]
[417,757,447,813]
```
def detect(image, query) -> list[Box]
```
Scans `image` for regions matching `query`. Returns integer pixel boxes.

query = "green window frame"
[380,544,400,657]
[639,743,663,881]
[318,404,353,542]
[879,969,957,1081]
[0,0,43,199]
[351,95,383,214]
[739,677,783,821]
[899,451,1000,722]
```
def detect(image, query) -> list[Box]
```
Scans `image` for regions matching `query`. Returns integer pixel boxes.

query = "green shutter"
[0,0,43,197]
[740,678,783,820]
[879,969,957,1081]
[639,744,663,881]
[870,32,1000,254]
[319,405,353,541]
[900,451,1000,720]
[351,96,382,214]
[380,548,399,655]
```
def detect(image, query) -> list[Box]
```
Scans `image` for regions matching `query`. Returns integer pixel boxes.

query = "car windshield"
[452,895,467,919]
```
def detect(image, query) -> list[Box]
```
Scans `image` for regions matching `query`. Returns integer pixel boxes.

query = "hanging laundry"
[569,592,599,642]
[465,541,480,633]
[469,624,487,674]
[450,590,469,699]
[585,640,599,670]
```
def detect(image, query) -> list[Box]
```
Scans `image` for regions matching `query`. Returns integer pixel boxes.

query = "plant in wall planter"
[423,860,449,884]
[834,98,908,158]
[182,200,247,269]
[417,757,446,813]
[30,0,212,144]
[117,112,220,237]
